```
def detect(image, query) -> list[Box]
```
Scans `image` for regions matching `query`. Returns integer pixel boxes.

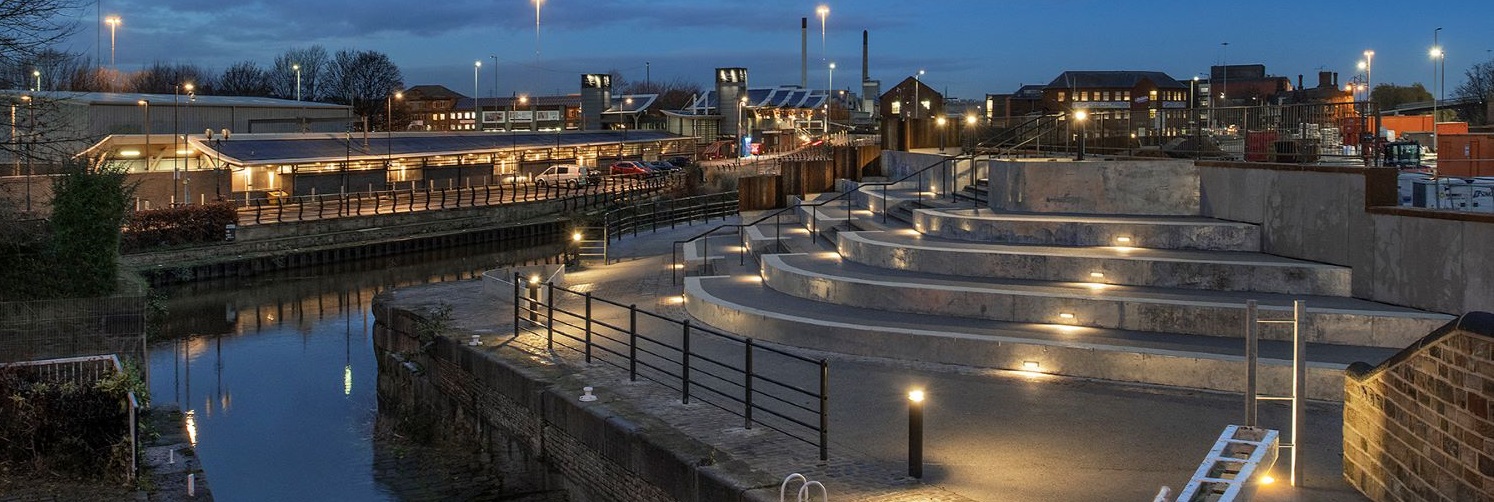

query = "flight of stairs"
[684,158,1452,400]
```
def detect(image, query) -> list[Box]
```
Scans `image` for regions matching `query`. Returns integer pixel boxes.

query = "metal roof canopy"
[176,130,690,166]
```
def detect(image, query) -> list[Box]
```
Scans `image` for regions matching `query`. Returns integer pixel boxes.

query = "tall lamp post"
[386,91,403,162]
[137,100,150,172]
[474,60,482,130]
[826,62,835,140]
[816,5,829,63]
[32,70,40,92]
[173,82,194,205]
[21,95,32,211]
[1363,49,1375,114]
[1432,28,1444,153]
[292,63,301,101]
[105,16,121,69]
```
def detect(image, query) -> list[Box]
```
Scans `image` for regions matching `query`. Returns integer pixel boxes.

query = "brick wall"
[1343,311,1494,501]
[372,305,763,502]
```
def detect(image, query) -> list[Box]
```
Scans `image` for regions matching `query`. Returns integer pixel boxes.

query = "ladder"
[574,227,608,264]
[1172,425,1280,501]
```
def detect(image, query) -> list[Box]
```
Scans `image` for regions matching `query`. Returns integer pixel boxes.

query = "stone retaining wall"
[1343,312,1494,502]
[371,304,765,502]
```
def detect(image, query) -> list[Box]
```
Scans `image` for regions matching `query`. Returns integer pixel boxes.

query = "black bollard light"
[908,389,925,479]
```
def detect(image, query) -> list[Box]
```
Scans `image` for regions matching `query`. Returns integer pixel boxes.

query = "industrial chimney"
[801,18,808,88]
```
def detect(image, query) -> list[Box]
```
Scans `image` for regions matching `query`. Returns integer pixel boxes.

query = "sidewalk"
[394,213,1368,501]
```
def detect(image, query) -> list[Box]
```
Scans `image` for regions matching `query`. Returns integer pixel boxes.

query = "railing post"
[681,319,692,404]
[545,282,555,352]
[584,292,593,364]
[744,338,754,429]
[628,305,638,381]
[819,359,829,461]
[513,273,521,333]
[1245,299,1258,427]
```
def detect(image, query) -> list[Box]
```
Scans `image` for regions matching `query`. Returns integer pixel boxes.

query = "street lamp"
[827,62,835,139]
[474,60,482,130]
[533,0,544,57]
[1363,49,1374,108]
[292,63,301,101]
[105,16,121,68]
[1431,29,1444,155]
[32,69,40,92]
[137,100,150,171]
[1074,110,1088,161]
[816,5,829,63]
[964,114,976,152]
[174,82,194,204]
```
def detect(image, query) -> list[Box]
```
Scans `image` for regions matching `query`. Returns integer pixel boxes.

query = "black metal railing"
[602,191,739,242]
[512,274,829,460]
[231,173,683,225]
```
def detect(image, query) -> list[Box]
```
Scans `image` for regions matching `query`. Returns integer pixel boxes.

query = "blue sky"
[75,0,1494,100]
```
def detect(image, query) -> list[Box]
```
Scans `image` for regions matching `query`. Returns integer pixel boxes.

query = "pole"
[1245,300,1258,427]
[474,60,482,130]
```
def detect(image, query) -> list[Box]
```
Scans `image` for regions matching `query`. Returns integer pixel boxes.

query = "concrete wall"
[988,159,1201,215]
[1343,312,1494,502]
[372,305,768,502]
[1197,162,1494,315]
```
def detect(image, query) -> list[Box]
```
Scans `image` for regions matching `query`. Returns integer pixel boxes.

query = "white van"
[534,164,594,188]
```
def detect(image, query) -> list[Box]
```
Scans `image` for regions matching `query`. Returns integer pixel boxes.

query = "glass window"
[1057,92,1066,102]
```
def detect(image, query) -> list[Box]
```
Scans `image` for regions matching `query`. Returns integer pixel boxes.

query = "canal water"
[146,239,567,502]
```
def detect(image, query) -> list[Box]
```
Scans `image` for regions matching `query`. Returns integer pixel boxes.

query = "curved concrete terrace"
[911,207,1262,251]
[836,230,1352,296]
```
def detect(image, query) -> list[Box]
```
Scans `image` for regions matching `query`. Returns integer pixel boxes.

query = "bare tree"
[1453,58,1494,125]
[619,76,704,112]
[269,46,330,101]
[129,62,216,94]
[326,49,403,130]
[0,0,84,90]
[218,61,271,97]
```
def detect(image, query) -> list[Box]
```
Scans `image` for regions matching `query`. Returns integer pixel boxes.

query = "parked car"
[666,156,694,167]
[647,161,682,174]
[534,164,594,188]
[608,161,650,177]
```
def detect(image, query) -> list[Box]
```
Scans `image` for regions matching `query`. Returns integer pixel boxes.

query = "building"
[985,84,1045,126]
[662,68,844,157]
[403,84,654,134]
[878,76,944,151]
[1042,70,1190,145]
[1202,64,1294,107]
[80,129,697,208]
[2,90,351,172]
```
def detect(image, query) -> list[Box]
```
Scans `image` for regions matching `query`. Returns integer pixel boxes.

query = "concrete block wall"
[1343,312,1494,502]
[987,159,1201,215]
[1197,161,1494,315]
[372,304,767,502]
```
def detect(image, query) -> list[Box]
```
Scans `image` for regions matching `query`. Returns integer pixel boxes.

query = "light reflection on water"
[147,240,564,502]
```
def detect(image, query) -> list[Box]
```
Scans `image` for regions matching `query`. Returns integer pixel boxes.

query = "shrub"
[121,202,237,252]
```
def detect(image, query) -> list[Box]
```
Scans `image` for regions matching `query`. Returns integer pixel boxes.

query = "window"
[891,100,902,113]
[1122,91,1131,101]
[1148,90,1158,101]
[1057,92,1066,102]
[1102,91,1111,101]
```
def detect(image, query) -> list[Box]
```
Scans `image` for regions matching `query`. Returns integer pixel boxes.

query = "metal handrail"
[515,274,830,460]
[669,120,1055,283]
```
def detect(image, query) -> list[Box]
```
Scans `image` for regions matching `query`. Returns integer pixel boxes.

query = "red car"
[609,161,649,177]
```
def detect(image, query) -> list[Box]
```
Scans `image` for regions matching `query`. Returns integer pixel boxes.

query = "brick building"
[1042,70,1190,145]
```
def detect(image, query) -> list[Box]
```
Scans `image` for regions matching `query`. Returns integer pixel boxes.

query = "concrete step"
[836,230,1351,296]
[685,274,1400,401]
[760,252,1451,348]
[911,207,1262,251]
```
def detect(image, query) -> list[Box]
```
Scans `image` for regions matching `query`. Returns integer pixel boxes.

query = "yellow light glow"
[1074,110,1088,121]
[1085,283,1109,291]
[184,410,199,446]
[739,275,762,283]
[175,149,191,155]
[669,295,685,304]
[1260,475,1275,485]
[1114,236,1132,244]
[119,149,141,157]
[572,232,583,241]
[908,390,924,402]
[529,275,540,284]
[1089,272,1104,279]
[1059,312,1075,319]
[1022,361,1040,370]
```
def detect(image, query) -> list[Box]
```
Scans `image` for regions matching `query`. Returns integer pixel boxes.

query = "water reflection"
[148,239,565,502]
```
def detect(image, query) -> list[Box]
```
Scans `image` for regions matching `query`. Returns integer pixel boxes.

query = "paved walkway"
[394,210,1369,501]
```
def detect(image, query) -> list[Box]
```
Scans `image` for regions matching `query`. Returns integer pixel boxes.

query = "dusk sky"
[73,0,1494,101]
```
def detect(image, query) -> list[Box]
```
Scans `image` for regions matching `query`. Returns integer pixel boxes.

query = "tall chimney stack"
[801,18,808,88]
[862,30,869,82]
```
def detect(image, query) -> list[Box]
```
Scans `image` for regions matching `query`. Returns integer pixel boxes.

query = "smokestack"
[1297,74,1303,91]
[862,30,869,82]
[801,18,808,88]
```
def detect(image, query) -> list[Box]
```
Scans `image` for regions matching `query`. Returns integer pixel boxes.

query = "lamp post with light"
[32,70,40,92]
[936,116,947,152]
[908,389,925,479]
[386,91,403,163]
[474,61,482,130]
[826,62,835,140]
[1363,49,1374,108]
[20,95,33,211]
[137,100,150,171]
[1432,28,1444,153]
[105,16,121,69]
[816,5,829,63]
